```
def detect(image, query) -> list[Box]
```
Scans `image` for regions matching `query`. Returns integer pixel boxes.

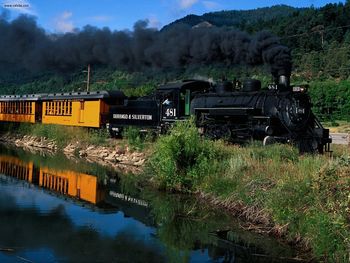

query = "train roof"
[157,80,211,92]
[41,90,125,100]
[0,90,125,101]
[0,94,43,101]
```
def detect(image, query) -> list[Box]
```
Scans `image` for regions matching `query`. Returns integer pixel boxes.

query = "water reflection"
[0,146,304,263]
[0,154,105,205]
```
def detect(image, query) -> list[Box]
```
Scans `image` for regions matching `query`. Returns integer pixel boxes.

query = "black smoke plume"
[0,15,291,77]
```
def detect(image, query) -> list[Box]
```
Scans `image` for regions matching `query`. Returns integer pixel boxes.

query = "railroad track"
[330,133,350,145]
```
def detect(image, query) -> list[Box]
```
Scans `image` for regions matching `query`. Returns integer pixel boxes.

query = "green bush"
[148,119,228,191]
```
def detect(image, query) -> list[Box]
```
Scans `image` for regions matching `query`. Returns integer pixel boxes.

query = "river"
[0,145,303,263]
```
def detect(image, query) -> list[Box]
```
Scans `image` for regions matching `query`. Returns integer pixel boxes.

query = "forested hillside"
[168,3,350,78]
[1,2,350,120]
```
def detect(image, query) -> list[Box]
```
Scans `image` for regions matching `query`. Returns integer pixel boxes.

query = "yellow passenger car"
[0,94,41,123]
[41,91,125,128]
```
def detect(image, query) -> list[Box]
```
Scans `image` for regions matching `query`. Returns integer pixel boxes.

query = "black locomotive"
[108,74,331,153]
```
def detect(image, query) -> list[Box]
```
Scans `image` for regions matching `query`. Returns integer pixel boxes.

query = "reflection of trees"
[145,191,231,262]
[0,204,166,263]
[145,191,298,263]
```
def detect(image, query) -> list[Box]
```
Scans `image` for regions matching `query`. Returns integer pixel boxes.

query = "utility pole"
[86,64,91,92]
[320,30,324,48]
[312,25,325,49]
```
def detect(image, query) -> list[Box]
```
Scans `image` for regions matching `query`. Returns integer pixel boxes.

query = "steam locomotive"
[108,75,331,153]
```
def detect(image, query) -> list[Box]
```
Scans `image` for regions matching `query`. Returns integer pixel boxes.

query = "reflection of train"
[0,74,331,152]
[0,154,151,224]
[0,155,104,204]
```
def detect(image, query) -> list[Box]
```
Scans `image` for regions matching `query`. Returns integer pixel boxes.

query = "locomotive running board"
[195,107,258,116]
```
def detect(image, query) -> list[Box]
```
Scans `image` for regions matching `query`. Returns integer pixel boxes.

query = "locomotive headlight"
[297,108,305,114]
[280,94,311,130]
[292,85,308,93]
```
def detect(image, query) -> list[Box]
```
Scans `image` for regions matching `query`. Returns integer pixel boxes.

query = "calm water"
[0,145,302,263]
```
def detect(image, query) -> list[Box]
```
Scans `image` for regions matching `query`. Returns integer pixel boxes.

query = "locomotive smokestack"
[278,75,290,87]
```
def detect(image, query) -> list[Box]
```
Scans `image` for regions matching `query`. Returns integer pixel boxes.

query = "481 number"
[165,108,176,117]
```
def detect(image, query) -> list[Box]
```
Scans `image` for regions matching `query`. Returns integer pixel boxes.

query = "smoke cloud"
[0,15,291,77]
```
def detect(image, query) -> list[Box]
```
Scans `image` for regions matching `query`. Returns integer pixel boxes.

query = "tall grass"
[122,126,155,151]
[204,147,350,261]
[147,119,350,261]
[0,122,110,147]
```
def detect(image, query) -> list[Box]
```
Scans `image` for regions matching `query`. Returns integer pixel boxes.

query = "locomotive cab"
[160,89,180,121]
[156,80,211,122]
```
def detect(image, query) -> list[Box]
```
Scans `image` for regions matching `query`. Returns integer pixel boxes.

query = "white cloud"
[54,11,74,33]
[202,1,221,10]
[178,0,198,10]
[147,15,161,29]
[2,0,36,15]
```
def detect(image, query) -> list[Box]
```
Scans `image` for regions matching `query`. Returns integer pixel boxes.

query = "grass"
[323,120,350,133]
[0,122,111,148]
[204,148,350,262]
[147,119,350,262]
[122,126,154,151]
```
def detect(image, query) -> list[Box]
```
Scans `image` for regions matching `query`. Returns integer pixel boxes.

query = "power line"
[291,45,350,58]
[281,24,350,39]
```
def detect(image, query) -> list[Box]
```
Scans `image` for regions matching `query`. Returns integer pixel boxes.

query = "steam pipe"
[278,75,290,88]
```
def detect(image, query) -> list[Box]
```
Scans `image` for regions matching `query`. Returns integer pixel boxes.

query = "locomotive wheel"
[263,136,276,146]
[297,139,319,153]
[204,124,231,140]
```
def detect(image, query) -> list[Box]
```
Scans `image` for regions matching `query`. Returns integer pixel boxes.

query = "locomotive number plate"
[165,108,176,117]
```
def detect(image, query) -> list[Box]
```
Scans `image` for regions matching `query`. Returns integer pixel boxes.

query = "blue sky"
[1,0,346,32]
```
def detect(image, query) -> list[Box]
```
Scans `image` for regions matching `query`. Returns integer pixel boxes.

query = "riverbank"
[147,120,350,262]
[1,122,349,262]
[0,143,304,263]
[0,132,147,174]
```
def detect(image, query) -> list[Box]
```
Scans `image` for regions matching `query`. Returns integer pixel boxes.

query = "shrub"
[148,119,228,191]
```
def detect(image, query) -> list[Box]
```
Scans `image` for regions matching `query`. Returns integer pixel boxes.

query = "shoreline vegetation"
[0,121,349,262]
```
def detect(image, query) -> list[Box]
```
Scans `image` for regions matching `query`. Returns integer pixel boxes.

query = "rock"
[79,150,87,157]
[115,146,125,154]
[64,144,76,153]
[105,151,117,161]
[134,159,145,166]
[99,152,109,159]
[0,133,147,173]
